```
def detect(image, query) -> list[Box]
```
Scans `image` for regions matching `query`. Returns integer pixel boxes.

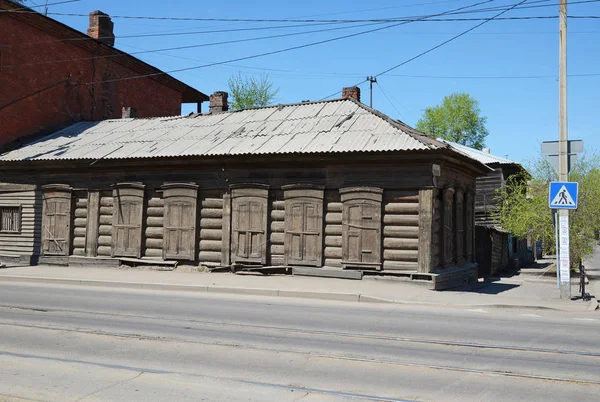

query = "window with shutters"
[41,185,72,256]
[162,183,198,260]
[112,183,145,258]
[0,206,21,234]
[283,185,324,267]
[230,184,269,264]
[340,187,383,269]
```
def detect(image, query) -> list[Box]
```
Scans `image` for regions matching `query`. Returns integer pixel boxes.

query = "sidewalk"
[0,264,597,312]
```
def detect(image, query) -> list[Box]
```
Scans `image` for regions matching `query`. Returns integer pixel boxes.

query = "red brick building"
[0,0,208,149]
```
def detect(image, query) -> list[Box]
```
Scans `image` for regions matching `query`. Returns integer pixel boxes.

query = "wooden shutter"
[340,187,382,269]
[41,185,72,256]
[112,183,145,258]
[162,183,198,260]
[230,184,269,264]
[283,185,324,267]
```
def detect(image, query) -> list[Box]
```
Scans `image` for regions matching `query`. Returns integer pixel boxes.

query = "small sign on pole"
[548,181,579,288]
[549,182,578,209]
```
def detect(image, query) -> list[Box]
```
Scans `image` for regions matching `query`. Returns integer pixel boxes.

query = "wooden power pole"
[558,0,570,299]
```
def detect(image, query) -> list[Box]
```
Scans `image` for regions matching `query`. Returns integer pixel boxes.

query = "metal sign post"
[549,181,578,299]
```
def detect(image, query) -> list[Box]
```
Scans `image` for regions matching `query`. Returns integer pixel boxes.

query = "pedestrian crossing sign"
[549,182,578,209]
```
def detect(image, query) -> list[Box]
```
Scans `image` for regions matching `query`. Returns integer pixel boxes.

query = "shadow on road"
[446,281,520,295]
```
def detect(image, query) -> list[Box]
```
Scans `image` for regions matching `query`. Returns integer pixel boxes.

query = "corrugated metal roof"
[1,98,451,162]
[438,139,518,166]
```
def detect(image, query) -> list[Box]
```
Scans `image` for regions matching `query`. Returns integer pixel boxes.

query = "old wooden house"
[0,88,490,288]
[438,140,528,276]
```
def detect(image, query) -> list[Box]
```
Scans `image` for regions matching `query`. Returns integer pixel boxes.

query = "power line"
[72,0,495,86]
[375,82,405,119]
[8,0,599,23]
[375,0,530,78]
[317,0,532,100]
[2,20,395,68]
[0,0,80,12]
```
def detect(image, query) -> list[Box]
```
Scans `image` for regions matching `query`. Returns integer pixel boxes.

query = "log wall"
[382,190,420,271]
[431,189,442,268]
[323,190,342,268]
[198,191,224,265]
[144,190,164,259]
[269,190,285,265]
[97,191,113,257]
[71,191,88,256]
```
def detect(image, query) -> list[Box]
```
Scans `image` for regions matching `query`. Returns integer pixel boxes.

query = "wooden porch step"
[292,267,363,280]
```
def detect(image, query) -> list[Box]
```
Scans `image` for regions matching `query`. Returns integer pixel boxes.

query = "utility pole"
[558,0,570,299]
[44,0,49,15]
[366,76,377,108]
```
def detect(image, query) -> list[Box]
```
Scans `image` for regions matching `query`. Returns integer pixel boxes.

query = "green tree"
[227,73,279,110]
[416,93,489,150]
[494,155,600,267]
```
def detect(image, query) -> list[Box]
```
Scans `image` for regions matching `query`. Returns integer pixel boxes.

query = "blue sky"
[24,0,600,163]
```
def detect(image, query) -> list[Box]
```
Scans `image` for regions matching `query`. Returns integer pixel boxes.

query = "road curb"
[0,274,594,312]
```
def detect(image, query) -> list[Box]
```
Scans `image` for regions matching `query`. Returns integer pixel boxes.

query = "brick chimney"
[209,91,229,113]
[342,86,361,102]
[87,11,115,47]
[122,107,137,119]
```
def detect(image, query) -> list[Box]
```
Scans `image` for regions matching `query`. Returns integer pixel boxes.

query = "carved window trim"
[230,184,269,265]
[111,182,145,258]
[282,184,324,267]
[340,187,383,269]
[161,183,198,260]
[41,184,73,256]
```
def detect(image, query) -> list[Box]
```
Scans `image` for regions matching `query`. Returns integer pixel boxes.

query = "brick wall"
[0,12,184,149]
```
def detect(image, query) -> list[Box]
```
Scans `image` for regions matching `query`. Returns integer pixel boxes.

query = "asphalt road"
[0,282,598,402]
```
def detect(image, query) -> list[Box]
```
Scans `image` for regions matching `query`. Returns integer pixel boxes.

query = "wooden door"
[112,183,145,258]
[341,187,383,269]
[283,185,324,267]
[162,183,198,260]
[231,185,268,264]
[42,185,72,256]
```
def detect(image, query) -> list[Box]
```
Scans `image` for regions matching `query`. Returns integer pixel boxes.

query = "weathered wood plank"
[270,232,284,245]
[200,229,222,241]
[201,218,222,229]
[383,261,419,271]
[201,208,223,219]
[326,202,342,212]
[199,240,221,251]
[383,238,419,249]
[147,217,164,227]
[199,251,222,262]
[98,235,112,247]
[147,198,163,208]
[325,235,342,247]
[99,225,112,236]
[271,221,284,233]
[324,258,342,268]
[201,199,223,209]
[145,227,162,238]
[383,249,419,261]
[99,215,112,225]
[383,225,419,238]
[73,218,87,228]
[146,238,163,249]
[384,203,419,214]
[97,246,112,256]
[271,244,285,255]
[144,248,163,258]
[325,212,342,224]
[325,224,342,235]
[324,247,342,259]
[270,210,285,221]
[146,207,164,217]
[383,215,419,226]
